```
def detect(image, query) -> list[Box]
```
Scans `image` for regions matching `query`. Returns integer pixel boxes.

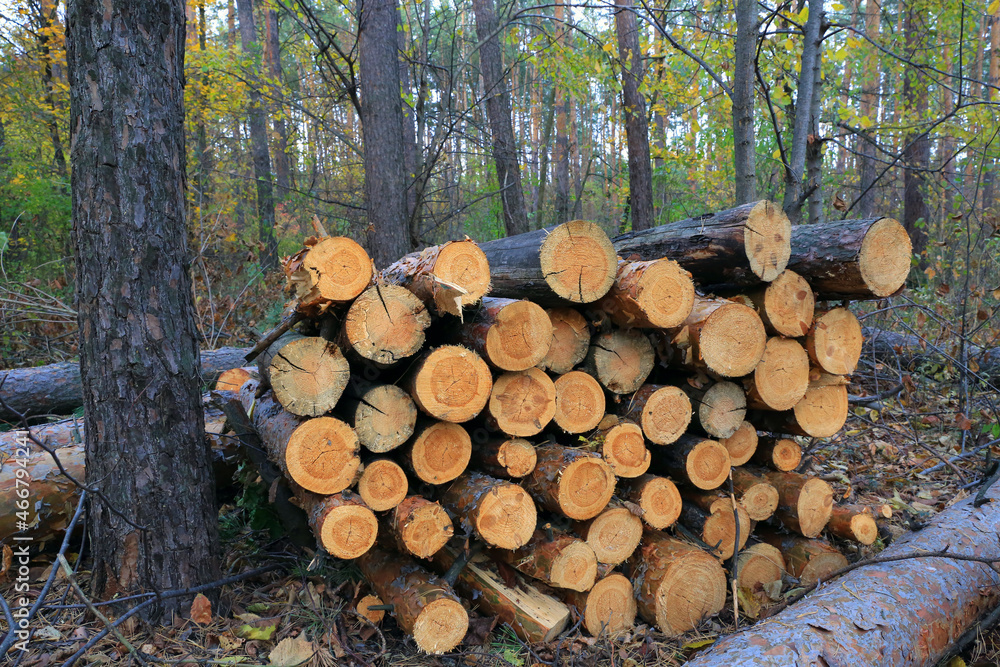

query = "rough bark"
[854,0,880,218]
[614,0,652,231]
[381,240,491,317]
[264,8,291,198]
[901,0,930,255]
[497,527,598,592]
[732,0,757,204]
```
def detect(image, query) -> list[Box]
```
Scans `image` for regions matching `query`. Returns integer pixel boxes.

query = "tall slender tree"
[782,0,823,223]
[553,0,571,225]
[901,0,929,254]
[732,0,757,204]
[855,0,880,217]
[265,8,292,198]
[614,0,653,231]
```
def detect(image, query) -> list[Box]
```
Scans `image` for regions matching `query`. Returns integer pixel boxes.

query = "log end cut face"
[744,200,792,282]
[793,385,848,438]
[486,300,554,371]
[489,368,557,437]
[686,439,731,490]
[799,549,848,586]
[215,367,254,392]
[653,547,727,636]
[700,303,766,377]
[346,285,431,365]
[411,422,472,485]
[399,500,454,559]
[317,502,378,559]
[476,482,538,549]
[286,417,360,494]
[859,217,912,297]
[412,597,469,654]
[769,438,802,471]
[549,539,599,592]
[589,329,655,394]
[764,270,815,337]
[796,478,834,538]
[720,421,758,466]
[433,240,491,314]
[412,346,493,422]
[558,456,617,520]
[539,220,617,303]
[538,307,590,373]
[584,506,643,565]
[846,512,879,545]
[637,477,682,529]
[808,307,863,375]
[356,594,386,624]
[602,422,651,478]
[737,543,785,590]
[752,338,810,411]
[553,371,606,434]
[582,573,636,636]
[358,459,409,511]
[738,481,779,521]
[699,381,747,439]
[269,338,350,417]
[291,236,373,311]
[633,259,696,328]
[702,504,751,560]
[355,385,418,453]
[639,386,691,445]
[496,438,537,478]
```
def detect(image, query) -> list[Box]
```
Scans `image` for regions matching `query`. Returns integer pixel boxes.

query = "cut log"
[611,200,791,285]
[720,421,758,466]
[652,435,730,490]
[596,259,695,329]
[559,573,637,637]
[552,370,606,434]
[0,444,85,547]
[356,594,385,624]
[730,468,780,521]
[682,380,747,439]
[498,527,598,592]
[751,436,802,472]
[826,505,878,545]
[750,382,849,438]
[478,220,618,303]
[356,545,468,654]
[592,415,650,477]
[387,496,455,559]
[239,380,360,494]
[678,498,751,561]
[655,296,766,378]
[627,530,727,636]
[458,297,553,371]
[439,472,537,549]
[757,531,847,586]
[342,284,431,367]
[487,368,557,437]
[786,217,912,300]
[744,337,810,412]
[406,345,493,423]
[617,474,682,530]
[214,367,256,392]
[283,236,373,316]
[299,490,378,559]
[356,458,409,511]
[342,384,418,453]
[470,436,537,478]
[584,328,655,394]
[572,499,644,565]
[618,385,691,445]
[382,239,491,317]
[741,269,815,337]
[405,421,472,485]
[537,307,590,373]
[736,542,785,591]
[806,307,863,376]
[256,332,350,417]
[524,445,616,520]
[762,471,833,538]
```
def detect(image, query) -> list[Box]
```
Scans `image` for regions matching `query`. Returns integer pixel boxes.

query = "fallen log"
[523,445,616,520]
[487,368,556,437]
[744,337,810,412]
[573,499,643,565]
[406,345,493,423]
[470,436,537,479]
[719,421,758,466]
[595,258,695,329]
[584,328,655,394]
[381,239,491,317]
[496,527,598,592]
[283,236,373,317]
[862,326,1000,378]
[741,269,814,337]
[618,384,691,445]
[257,332,350,417]
[592,415,650,477]
[458,297,553,371]
[439,472,537,549]
[617,474,682,530]
[552,370,605,434]
[341,284,431,367]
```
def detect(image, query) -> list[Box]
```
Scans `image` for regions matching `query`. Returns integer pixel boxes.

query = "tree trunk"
[552,0,570,225]
[781,0,822,223]
[67,0,220,615]
[901,0,930,255]
[264,9,291,198]
[614,0,652,231]
[805,22,824,225]
[984,10,1000,214]
[732,0,757,204]
[855,0,880,218]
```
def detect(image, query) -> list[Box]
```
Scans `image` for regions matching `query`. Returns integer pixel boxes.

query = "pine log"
[458,297,553,371]
[584,328,654,394]
[356,458,409,511]
[682,379,747,439]
[404,421,472,485]
[523,445,616,520]
[617,474,682,530]
[387,496,455,559]
[214,367,257,392]
[299,489,378,559]
[762,470,834,538]
[786,217,912,300]
[572,499,644,565]
[470,436,537,478]
[720,421,758,466]
[627,530,727,636]
[487,368,556,437]
[257,332,350,417]
[757,531,847,586]
[406,345,493,423]
[537,307,590,373]
[0,444,85,547]
[826,505,878,545]
[283,236,373,316]
[678,499,751,561]
[618,384,691,445]
[595,259,695,329]
[736,542,786,591]
[439,472,537,549]
[750,382,849,438]
[744,337,810,412]
[654,296,766,377]
[356,594,385,624]
[806,307,863,376]
[341,284,431,367]
[730,468,780,521]
[552,370,605,434]
[497,527,598,592]
[751,436,802,472]
[741,269,815,337]
[651,434,730,490]
[611,200,791,285]
[559,573,637,637]
[356,545,468,654]
[382,239,491,317]
[342,384,418,453]
[592,415,650,477]
[478,220,618,303]
[238,380,360,494]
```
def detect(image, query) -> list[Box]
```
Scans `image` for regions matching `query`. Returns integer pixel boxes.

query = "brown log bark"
[439,472,537,549]
[572,498,643,565]
[806,307,863,376]
[523,445,616,520]
[382,240,491,317]
[537,307,590,374]
[386,496,454,559]
[749,382,848,438]
[751,436,802,472]
[356,458,408,511]
[283,236,373,317]
[497,527,599,592]
[0,443,85,547]
[756,530,847,586]
[682,379,747,439]
[592,415,650,478]
[618,384,691,445]
[470,436,537,479]
[761,470,833,538]
[406,345,492,423]
[257,332,350,417]
[736,542,785,591]
[617,474,682,530]
[458,297,553,371]
[651,435,730,490]
[584,328,654,394]
[730,468,780,521]
[826,505,878,545]
[720,421,758,466]
[299,489,378,559]
[741,269,814,337]
[342,284,431,367]
[611,200,791,285]
[404,421,471,485]
[678,498,751,561]
[552,371,605,434]
[744,337,810,412]
[487,368,556,437]
[595,259,694,329]
[341,384,417,454]
[559,572,636,637]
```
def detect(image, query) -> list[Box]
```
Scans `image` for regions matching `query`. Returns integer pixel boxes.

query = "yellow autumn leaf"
[832,2,845,9]
[682,638,716,650]
[797,5,809,22]
[602,42,615,54]
[772,148,781,159]
[236,624,277,641]
[989,0,999,15]
[225,232,237,243]
[783,38,795,51]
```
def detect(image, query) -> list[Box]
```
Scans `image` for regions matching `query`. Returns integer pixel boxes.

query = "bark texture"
[732,0,757,204]
[614,0,652,231]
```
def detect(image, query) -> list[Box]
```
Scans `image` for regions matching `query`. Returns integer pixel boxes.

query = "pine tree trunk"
[614,0,652,231]
[265,9,291,198]
[732,0,757,204]
[901,0,930,255]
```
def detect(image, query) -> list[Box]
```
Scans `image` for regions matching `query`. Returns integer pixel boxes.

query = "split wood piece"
[524,445,617,520]
[382,239,491,317]
[342,284,431,367]
[762,471,834,538]
[596,259,695,329]
[736,542,786,592]
[744,337,810,412]
[537,307,590,373]
[584,329,655,394]
[560,573,637,637]
[238,380,360,494]
[611,200,791,285]
[826,505,878,545]
[720,421,758,466]
[406,345,493,423]
[478,220,618,303]
[356,594,386,624]
[592,415,650,478]
[387,496,455,559]
[471,437,537,479]
[628,530,728,636]
[678,500,751,561]
[572,499,644,565]
[405,421,472,485]
[730,468,780,521]
[682,380,746,439]
[283,236,373,316]
[300,490,378,559]
[751,437,802,472]
[439,472,537,549]
[750,383,848,438]
[552,371,605,434]
[459,297,553,371]
[617,475,682,530]
[257,332,350,417]
[657,296,766,378]
[356,458,409,512]
[806,307,863,376]
[342,384,417,454]
[787,217,912,300]
[487,368,557,437]
[652,435,730,490]
[214,367,257,392]
[356,545,468,654]
[742,269,815,337]
[757,531,848,586]
[497,527,598,592]
[619,385,691,445]
[430,542,570,643]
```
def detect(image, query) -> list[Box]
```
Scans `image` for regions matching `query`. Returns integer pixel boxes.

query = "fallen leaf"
[190,593,212,625]
[268,635,314,667]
